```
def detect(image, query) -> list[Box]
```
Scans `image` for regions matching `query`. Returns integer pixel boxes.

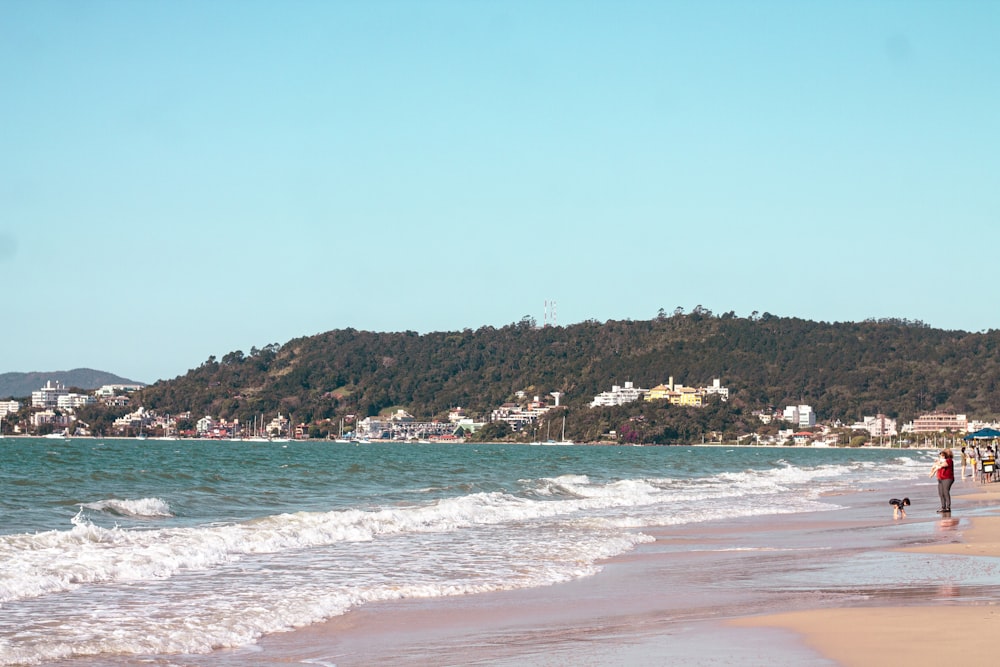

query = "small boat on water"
[333,419,351,443]
[543,416,574,446]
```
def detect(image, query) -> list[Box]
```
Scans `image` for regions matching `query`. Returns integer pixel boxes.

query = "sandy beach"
[183,467,999,667]
[733,479,1000,667]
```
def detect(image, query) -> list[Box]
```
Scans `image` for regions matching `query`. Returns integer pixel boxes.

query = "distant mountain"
[0,369,145,399]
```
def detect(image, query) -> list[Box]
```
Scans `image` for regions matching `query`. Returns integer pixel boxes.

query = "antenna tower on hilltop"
[544,300,558,328]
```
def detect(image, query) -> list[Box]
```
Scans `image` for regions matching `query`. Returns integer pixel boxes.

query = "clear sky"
[2,1,998,383]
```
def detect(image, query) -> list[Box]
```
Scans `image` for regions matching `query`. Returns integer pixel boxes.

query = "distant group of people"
[960,444,998,482]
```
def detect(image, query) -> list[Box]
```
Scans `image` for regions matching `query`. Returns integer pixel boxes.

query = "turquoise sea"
[0,438,933,665]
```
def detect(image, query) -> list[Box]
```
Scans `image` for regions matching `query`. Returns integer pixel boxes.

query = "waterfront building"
[114,407,152,433]
[196,415,215,436]
[453,417,483,434]
[265,413,290,438]
[30,409,70,428]
[0,400,20,417]
[905,413,968,434]
[489,396,554,431]
[356,414,461,440]
[792,432,812,445]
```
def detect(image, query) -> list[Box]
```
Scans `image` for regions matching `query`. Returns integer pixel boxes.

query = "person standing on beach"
[960,446,969,479]
[929,449,955,513]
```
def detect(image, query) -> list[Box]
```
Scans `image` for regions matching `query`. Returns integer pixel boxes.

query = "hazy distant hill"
[0,369,144,399]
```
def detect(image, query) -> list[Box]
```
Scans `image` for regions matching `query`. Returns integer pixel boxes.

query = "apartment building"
[644,376,729,406]
[907,413,968,433]
[31,381,68,408]
[590,381,645,408]
[783,405,816,428]
[57,393,97,410]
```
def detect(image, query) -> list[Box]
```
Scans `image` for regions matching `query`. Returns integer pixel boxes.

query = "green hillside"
[128,312,1000,442]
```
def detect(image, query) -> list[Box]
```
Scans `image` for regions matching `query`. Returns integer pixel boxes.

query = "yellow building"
[674,387,703,407]
[644,384,672,401]
[644,379,704,406]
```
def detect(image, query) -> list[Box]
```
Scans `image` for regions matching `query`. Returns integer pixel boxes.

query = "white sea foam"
[80,497,174,519]
[0,516,652,665]
[3,457,922,605]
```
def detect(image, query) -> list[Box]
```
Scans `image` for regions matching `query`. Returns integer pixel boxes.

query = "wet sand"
[195,473,1000,667]
[733,479,1000,667]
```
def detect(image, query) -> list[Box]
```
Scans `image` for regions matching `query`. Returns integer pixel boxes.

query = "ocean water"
[0,438,932,666]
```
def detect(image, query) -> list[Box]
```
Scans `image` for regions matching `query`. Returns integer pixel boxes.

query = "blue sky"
[2,1,998,383]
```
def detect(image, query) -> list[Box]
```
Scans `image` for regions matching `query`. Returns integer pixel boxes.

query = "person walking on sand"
[930,449,955,513]
[961,446,969,479]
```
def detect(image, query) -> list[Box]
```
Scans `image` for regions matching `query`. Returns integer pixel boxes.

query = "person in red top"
[929,449,955,513]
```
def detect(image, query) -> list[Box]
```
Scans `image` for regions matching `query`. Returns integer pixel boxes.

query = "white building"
[57,394,97,410]
[32,381,68,408]
[967,419,1000,433]
[101,395,131,407]
[850,414,898,438]
[704,378,730,402]
[590,381,644,408]
[196,415,215,435]
[356,415,459,440]
[265,413,290,437]
[753,410,778,424]
[0,400,20,417]
[783,405,816,428]
[851,415,898,438]
[489,395,554,431]
[95,384,145,397]
[31,409,70,428]
[113,407,152,432]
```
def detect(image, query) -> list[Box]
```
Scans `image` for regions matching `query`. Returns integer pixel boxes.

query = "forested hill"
[134,313,1000,436]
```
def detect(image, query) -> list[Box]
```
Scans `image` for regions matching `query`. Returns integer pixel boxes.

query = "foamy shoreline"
[223,468,994,666]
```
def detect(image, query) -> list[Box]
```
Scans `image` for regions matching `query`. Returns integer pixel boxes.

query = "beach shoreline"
[25,445,989,667]
[190,470,999,666]
[731,481,1000,667]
